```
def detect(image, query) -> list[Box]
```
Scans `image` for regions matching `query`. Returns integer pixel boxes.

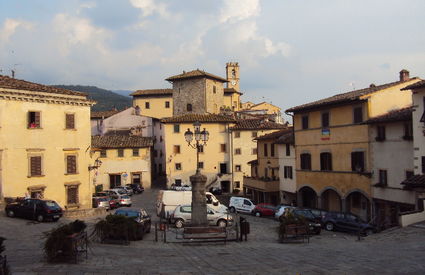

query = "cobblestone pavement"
[1,189,425,274]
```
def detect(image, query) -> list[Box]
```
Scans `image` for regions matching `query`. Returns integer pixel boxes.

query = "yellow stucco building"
[286,70,421,220]
[0,75,94,209]
[131,89,173,119]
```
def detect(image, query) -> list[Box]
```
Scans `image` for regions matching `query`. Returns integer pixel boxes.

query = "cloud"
[129,0,169,18]
[220,0,260,23]
[0,18,33,43]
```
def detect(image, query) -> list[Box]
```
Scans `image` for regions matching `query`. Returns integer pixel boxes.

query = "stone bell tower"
[226,62,240,92]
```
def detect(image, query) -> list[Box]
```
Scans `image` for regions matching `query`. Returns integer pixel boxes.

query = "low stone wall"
[64,207,107,219]
[399,201,425,227]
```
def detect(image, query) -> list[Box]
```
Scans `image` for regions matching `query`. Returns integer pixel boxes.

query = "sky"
[1,0,425,112]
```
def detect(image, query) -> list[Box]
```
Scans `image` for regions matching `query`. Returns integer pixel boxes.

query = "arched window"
[187,104,192,112]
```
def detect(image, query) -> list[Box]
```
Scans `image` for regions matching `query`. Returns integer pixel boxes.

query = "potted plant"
[0,237,10,275]
[91,214,144,244]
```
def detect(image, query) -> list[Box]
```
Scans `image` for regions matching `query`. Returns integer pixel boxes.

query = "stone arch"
[297,185,318,209]
[344,189,371,221]
[319,187,343,211]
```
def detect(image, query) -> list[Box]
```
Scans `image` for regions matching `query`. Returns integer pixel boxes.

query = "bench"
[182,226,227,243]
[280,224,310,243]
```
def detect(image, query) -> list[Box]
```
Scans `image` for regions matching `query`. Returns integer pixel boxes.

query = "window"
[65,114,75,129]
[165,101,170,108]
[263,144,268,157]
[100,150,107,158]
[403,122,413,140]
[174,124,180,133]
[145,102,150,109]
[160,136,163,142]
[220,163,227,174]
[284,166,293,179]
[213,86,216,94]
[173,145,181,154]
[198,162,204,169]
[376,126,386,141]
[252,148,257,155]
[234,131,240,138]
[422,156,425,174]
[197,145,204,153]
[132,148,139,157]
[220,144,226,153]
[187,104,192,112]
[132,173,141,184]
[252,131,257,138]
[286,144,291,156]
[320,152,332,171]
[406,170,414,180]
[117,149,124,157]
[300,153,311,170]
[322,112,329,128]
[353,106,363,123]
[160,150,163,157]
[153,150,158,157]
[235,181,241,188]
[378,170,388,186]
[66,155,77,174]
[66,185,79,205]
[175,163,182,170]
[28,111,41,128]
[235,148,241,155]
[271,144,275,157]
[30,156,42,176]
[351,151,365,172]
[235,165,241,172]
[302,115,309,129]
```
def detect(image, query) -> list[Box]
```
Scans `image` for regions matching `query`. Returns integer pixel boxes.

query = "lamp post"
[184,121,210,226]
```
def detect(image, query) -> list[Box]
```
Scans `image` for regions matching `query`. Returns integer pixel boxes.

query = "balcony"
[243,176,280,192]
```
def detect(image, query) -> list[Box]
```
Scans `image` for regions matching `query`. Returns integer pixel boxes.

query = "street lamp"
[184,121,209,172]
[88,158,102,171]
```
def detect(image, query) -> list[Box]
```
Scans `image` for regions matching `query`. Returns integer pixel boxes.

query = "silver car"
[170,205,233,228]
[118,195,132,207]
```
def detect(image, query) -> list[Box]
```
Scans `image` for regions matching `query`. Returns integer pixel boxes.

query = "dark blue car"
[322,211,376,236]
[114,208,151,233]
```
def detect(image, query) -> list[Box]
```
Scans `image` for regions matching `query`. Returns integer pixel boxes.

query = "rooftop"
[166,69,228,83]
[286,78,419,113]
[256,128,292,141]
[91,110,120,119]
[91,135,153,149]
[401,175,425,190]
[161,113,235,123]
[224,88,243,95]
[365,106,412,124]
[130,88,173,97]
[401,80,425,90]
[0,75,87,97]
[230,119,286,130]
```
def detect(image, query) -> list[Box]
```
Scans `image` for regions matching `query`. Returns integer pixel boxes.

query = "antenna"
[10,64,21,78]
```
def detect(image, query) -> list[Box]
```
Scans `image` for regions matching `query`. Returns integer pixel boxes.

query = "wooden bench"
[182,226,227,243]
[280,224,310,243]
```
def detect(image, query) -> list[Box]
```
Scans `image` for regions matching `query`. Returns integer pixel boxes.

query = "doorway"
[109,174,121,189]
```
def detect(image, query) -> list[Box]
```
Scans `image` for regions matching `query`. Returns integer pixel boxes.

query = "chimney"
[399,69,410,82]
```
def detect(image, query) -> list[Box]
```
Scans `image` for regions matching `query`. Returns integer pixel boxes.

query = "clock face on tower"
[231,80,236,86]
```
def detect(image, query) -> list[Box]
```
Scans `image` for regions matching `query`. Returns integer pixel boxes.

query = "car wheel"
[364,229,373,236]
[6,210,15,218]
[175,219,184,229]
[217,219,227,227]
[127,204,132,207]
[325,222,334,231]
[229,207,236,213]
[36,214,44,222]
[255,211,261,217]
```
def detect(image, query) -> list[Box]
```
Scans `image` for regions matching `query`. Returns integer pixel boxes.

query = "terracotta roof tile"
[401,175,425,189]
[256,128,292,141]
[286,78,419,113]
[365,106,412,124]
[161,113,235,123]
[91,135,153,148]
[130,89,173,96]
[401,80,425,90]
[0,75,87,97]
[230,119,286,130]
[91,110,120,119]
[166,69,228,82]
[224,88,243,95]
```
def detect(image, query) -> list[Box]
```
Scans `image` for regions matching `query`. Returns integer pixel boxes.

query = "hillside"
[53,85,132,111]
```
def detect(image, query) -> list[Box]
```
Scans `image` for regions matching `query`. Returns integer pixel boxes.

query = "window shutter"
[34,112,41,126]
[66,114,75,129]
[31,156,42,176]
[67,186,79,204]
[67,155,77,174]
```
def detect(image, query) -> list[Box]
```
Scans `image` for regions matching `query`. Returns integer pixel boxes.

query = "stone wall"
[205,79,224,114]
[173,79,206,115]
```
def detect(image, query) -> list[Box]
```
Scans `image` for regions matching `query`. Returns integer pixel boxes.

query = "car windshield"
[121,195,130,199]
[116,210,139,218]
[98,198,108,202]
[45,201,61,210]
[296,210,315,219]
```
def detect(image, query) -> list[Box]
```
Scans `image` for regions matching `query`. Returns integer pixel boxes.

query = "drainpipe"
[230,125,234,192]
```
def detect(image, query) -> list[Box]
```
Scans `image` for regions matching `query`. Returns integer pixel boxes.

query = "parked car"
[291,209,322,235]
[252,203,276,217]
[229,197,255,214]
[94,192,120,209]
[126,183,144,194]
[114,186,133,196]
[5,199,63,222]
[209,187,222,195]
[274,205,294,220]
[108,196,120,209]
[307,208,329,223]
[106,189,127,197]
[118,195,132,207]
[322,211,377,236]
[115,208,151,233]
[170,204,233,228]
[92,197,110,210]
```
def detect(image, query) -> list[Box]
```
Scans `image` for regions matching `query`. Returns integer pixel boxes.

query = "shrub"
[91,214,144,243]
[277,211,308,239]
[43,220,87,262]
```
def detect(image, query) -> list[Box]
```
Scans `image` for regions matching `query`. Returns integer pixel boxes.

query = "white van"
[229,197,256,214]
[156,190,228,218]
